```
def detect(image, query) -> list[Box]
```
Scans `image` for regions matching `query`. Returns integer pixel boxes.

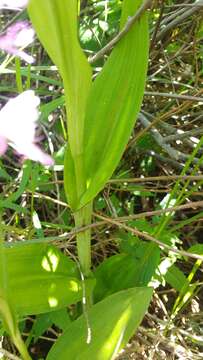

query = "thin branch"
[89,0,152,63]
[144,91,203,103]
[5,200,203,248]
[150,0,165,51]
[94,213,203,261]
[146,151,184,170]
[157,0,203,41]
[138,113,182,160]
[164,128,203,143]
[0,348,21,360]
[109,175,203,183]
[115,200,203,222]
[138,113,202,166]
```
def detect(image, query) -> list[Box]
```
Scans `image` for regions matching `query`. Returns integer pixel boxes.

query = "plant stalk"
[74,201,93,278]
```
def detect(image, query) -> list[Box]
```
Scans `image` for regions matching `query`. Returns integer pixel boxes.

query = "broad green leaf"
[47,287,152,360]
[94,245,159,302]
[28,0,92,208]
[164,265,189,292]
[188,244,203,255]
[79,0,149,208]
[3,243,93,316]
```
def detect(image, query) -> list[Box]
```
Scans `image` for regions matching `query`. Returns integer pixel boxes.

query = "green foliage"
[93,247,159,302]
[93,232,160,302]
[29,0,148,210]
[4,243,93,316]
[28,0,92,207]
[30,309,71,344]
[164,264,189,292]
[80,0,149,208]
[47,287,152,360]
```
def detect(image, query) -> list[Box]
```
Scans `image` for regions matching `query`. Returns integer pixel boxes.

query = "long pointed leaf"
[47,287,152,360]
[28,0,92,208]
[79,0,149,208]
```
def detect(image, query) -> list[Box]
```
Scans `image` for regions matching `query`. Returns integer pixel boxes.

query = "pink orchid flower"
[0,91,54,166]
[0,0,29,9]
[0,21,35,63]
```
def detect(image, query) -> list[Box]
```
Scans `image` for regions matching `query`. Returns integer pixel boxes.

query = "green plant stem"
[73,155,93,278]
[15,58,23,93]
[0,297,32,360]
[13,328,32,360]
[74,201,93,278]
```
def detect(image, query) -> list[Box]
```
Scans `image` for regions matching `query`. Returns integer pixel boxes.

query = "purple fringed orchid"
[0,21,35,63]
[0,0,29,9]
[0,91,54,166]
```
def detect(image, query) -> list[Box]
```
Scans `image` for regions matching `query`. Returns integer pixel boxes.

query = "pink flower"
[0,91,54,166]
[0,0,29,9]
[0,21,35,63]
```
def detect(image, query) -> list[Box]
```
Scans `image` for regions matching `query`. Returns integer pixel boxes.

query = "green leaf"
[0,200,28,214]
[47,287,152,360]
[5,161,31,203]
[4,243,93,316]
[188,244,203,255]
[0,161,32,214]
[28,309,71,344]
[0,163,12,181]
[63,146,78,210]
[164,265,189,292]
[79,0,149,208]
[28,1,92,148]
[40,96,65,123]
[49,308,71,331]
[32,313,53,343]
[94,244,159,302]
[28,0,92,208]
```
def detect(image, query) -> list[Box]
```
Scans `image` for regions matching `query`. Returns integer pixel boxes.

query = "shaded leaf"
[94,243,159,302]
[164,265,188,292]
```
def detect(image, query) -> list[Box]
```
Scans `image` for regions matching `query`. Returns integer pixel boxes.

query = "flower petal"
[0,0,29,9]
[0,90,54,166]
[13,142,54,166]
[0,90,39,143]
[0,136,8,155]
[0,21,34,63]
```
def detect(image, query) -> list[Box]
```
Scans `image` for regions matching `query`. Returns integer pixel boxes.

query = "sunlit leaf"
[79,0,149,208]
[47,287,152,360]
[4,243,93,316]
[28,0,92,208]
